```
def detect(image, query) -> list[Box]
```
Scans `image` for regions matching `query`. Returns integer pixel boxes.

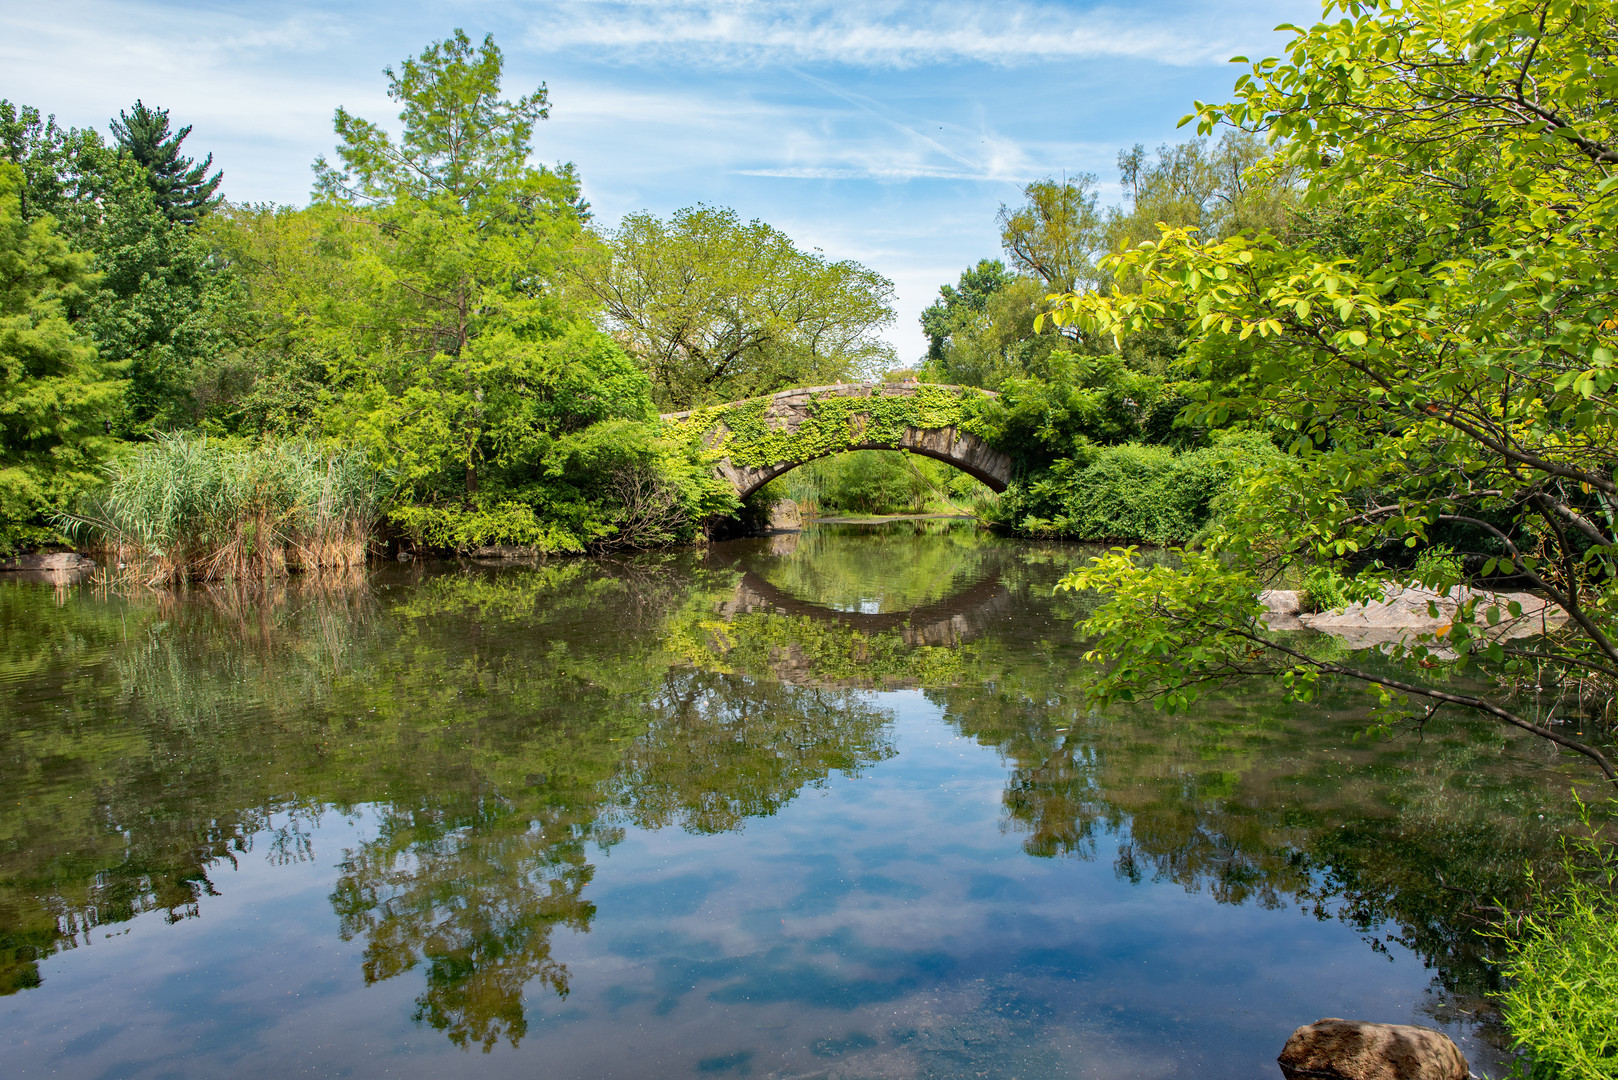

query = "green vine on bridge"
[661,384,994,468]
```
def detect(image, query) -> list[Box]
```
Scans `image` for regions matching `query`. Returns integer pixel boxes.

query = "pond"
[0,521,1594,1078]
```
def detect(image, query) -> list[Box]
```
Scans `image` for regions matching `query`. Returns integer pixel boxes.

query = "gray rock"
[469,545,543,561]
[1259,589,1306,630]
[1297,584,1564,650]
[1278,1018,1468,1080]
[0,551,95,572]
[769,500,802,530]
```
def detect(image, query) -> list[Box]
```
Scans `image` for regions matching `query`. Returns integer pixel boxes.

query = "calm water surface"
[0,522,1595,1078]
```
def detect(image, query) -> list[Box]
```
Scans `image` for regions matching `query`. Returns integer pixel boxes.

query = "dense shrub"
[62,433,389,582]
[986,431,1282,544]
[388,419,739,554]
[1497,812,1618,1079]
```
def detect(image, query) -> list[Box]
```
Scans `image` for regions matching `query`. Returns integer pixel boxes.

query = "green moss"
[661,385,992,469]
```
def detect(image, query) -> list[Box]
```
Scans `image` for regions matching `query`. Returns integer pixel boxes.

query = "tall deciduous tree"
[309,30,662,543]
[581,204,896,410]
[109,101,223,225]
[998,176,1106,294]
[1050,0,1618,781]
[0,163,121,549]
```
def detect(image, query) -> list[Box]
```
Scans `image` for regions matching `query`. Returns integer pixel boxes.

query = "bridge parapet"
[660,381,1010,499]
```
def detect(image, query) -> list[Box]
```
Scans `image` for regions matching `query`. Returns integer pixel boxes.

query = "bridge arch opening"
[660,382,1013,503]
[731,443,1007,502]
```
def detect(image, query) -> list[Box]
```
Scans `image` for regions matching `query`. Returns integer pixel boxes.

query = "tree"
[109,101,222,225]
[919,258,1012,364]
[0,163,121,550]
[1048,0,1618,781]
[309,32,650,518]
[2,100,232,432]
[1108,133,1296,253]
[580,204,896,410]
[998,175,1106,294]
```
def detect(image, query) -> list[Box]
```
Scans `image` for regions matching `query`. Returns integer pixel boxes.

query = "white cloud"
[521,0,1246,68]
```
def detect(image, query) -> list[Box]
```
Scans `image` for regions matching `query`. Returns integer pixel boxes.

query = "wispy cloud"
[523,0,1246,68]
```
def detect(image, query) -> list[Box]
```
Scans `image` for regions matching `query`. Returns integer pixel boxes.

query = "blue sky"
[2,0,1307,361]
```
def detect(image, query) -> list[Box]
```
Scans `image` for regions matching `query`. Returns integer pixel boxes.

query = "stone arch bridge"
[660,382,1011,499]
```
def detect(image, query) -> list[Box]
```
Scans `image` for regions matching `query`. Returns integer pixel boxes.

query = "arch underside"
[719,427,1011,500]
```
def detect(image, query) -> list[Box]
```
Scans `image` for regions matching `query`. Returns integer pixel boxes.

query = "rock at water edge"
[1278,1018,1468,1080]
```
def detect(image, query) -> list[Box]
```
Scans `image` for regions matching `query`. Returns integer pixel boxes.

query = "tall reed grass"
[60,434,390,584]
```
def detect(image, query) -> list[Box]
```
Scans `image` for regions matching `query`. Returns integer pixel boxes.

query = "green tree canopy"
[312,31,642,489]
[1050,0,1618,782]
[0,163,121,550]
[109,101,223,225]
[580,204,896,410]
[2,99,232,433]
[997,176,1105,294]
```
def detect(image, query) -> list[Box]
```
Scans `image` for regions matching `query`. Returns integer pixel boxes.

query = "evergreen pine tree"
[109,101,222,225]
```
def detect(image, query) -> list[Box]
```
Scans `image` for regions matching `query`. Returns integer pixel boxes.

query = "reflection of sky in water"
[0,691,1504,1080]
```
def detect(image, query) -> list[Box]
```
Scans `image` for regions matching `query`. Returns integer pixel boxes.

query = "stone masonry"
[662,382,1013,499]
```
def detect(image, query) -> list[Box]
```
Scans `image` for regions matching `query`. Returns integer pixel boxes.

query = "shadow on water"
[0,519,1604,1074]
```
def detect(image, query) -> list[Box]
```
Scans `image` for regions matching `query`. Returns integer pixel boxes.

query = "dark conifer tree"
[109,101,222,225]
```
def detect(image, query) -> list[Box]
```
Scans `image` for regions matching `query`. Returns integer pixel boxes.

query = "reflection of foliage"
[613,669,896,833]
[680,610,963,690]
[331,796,597,1051]
[0,518,1597,1052]
[756,520,999,613]
[937,640,1588,1000]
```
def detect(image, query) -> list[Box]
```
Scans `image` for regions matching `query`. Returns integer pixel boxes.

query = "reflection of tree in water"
[934,664,1586,1002]
[612,669,894,834]
[330,795,598,1051]
[750,520,1004,614]
[324,666,895,1049]
[0,528,1595,1053]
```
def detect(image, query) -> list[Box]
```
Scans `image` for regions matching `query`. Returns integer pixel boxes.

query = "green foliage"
[294,30,703,548]
[1497,802,1618,1080]
[786,450,978,516]
[1109,131,1298,255]
[581,204,896,410]
[1,98,233,432]
[1412,545,1467,589]
[989,431,1282,544]
[920,258,1013,363]
[999,175,1105,293]
[198,201,356,434]
[664,383,990,470]
[62,432,388,581]
[1038,0,1618,782]
[109,100,223,225]
[0,162,121,551]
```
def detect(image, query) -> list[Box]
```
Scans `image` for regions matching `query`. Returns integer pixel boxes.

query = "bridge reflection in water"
[698,520,1018,687]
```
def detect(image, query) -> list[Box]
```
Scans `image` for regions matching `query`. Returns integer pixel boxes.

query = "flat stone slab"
[1298,584,1564,650]
[0,552,95,572]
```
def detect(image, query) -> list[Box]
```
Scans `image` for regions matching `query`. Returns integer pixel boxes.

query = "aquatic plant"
[59,432,390,583]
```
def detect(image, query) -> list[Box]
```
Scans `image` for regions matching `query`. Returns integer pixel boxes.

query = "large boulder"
[1278,1018,1468,1080]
